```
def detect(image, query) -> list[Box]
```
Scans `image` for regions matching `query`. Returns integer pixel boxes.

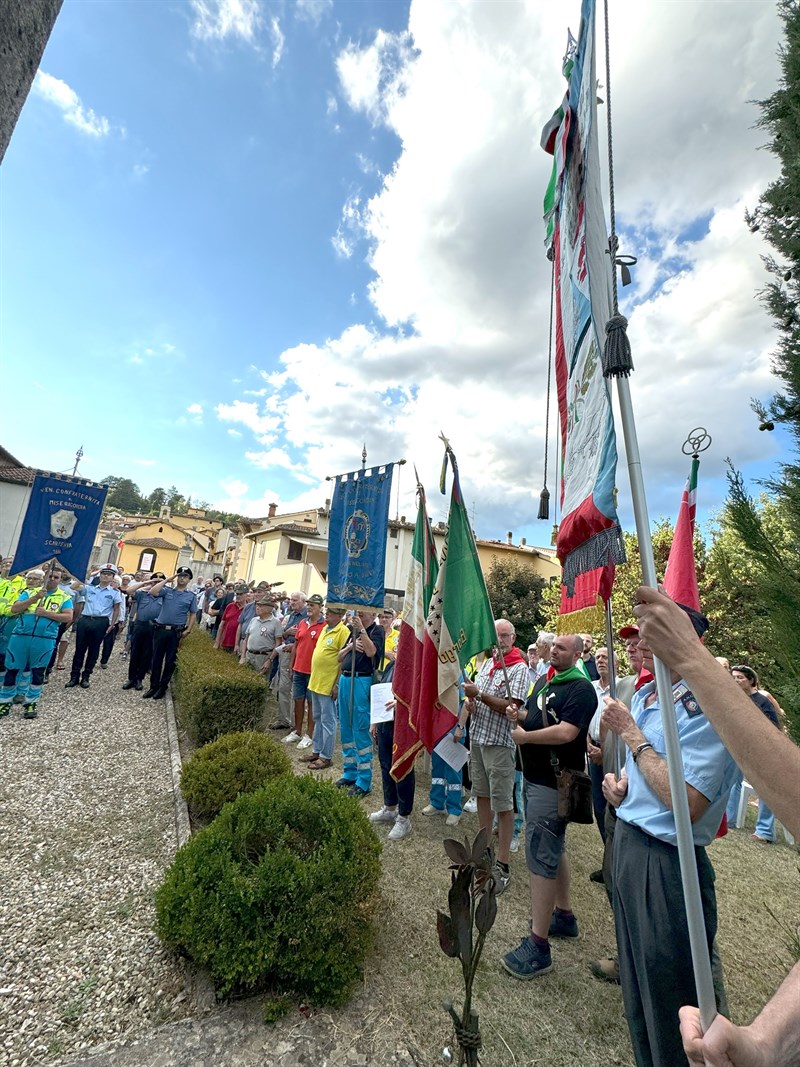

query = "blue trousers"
[755,800,776,841]
[0,615,18,670]
[0,632,54,706]
[430,743,464,816]
[376,720,415,816]
[311,691,337,761]
[338,674,373,790]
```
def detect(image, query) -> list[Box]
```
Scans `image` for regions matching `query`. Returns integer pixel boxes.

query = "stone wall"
[0,0,63,164]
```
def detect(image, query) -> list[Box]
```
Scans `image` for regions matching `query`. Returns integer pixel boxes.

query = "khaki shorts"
[470,744,515,812]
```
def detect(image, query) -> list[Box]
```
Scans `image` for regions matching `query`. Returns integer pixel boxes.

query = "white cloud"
[189,0,261,43]
[227,428,242,437]
[33,71,112,138]
[326,93,338,116]
[220,479,249,498]
[187,403,203,416]
[129,341,180,366]
[214,0,784,537]
[269,16,285,68]
[296,0,333,27]
[133,162,149,179]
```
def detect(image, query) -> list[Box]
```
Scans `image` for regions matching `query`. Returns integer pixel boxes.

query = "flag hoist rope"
[601,0,716,1031]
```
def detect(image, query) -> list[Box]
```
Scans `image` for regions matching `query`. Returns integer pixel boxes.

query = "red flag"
[390,486,439,782]
[664,456,700,610]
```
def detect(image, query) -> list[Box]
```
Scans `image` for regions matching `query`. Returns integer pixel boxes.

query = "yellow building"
[475,535,561,584]
[92,506,226,577]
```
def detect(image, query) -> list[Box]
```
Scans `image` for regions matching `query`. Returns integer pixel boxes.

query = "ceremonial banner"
[417,448,496,750]
[327,463,394,609]
[11,475,108,577]
[664,456,701,610]
[390,485,439,781]
[542,0,625,627]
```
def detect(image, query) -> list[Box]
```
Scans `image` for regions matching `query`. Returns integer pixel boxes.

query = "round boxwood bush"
[180,730,292,820]
[156,775,382,1005]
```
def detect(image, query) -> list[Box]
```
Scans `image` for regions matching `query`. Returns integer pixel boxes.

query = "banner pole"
[615,375,717,1029]
[602,597,623,778]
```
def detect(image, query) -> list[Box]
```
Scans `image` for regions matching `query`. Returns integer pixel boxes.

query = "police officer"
[122,573,165,691]
[0,564,73,717]
[143,568,198,699]
[67,566,123,688]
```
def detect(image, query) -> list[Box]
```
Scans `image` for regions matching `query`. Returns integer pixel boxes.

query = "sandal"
[307,758,332,770]
[299,752,320,763]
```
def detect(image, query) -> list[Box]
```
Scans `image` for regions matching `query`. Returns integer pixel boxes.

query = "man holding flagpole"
[602,606,737,1067]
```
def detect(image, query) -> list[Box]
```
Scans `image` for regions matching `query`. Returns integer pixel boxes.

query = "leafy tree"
[147,487,167,513]
[727,0,800,726]
[104,477,145,514]
[166,485,187,513]
[484,558,546,652]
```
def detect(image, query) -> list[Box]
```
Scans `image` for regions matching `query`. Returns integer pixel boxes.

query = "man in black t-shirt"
[500,633,596,981]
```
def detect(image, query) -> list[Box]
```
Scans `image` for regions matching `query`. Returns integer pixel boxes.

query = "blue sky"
[0,0,788,545]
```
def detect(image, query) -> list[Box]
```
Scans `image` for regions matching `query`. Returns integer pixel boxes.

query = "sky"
[0,0,789,546]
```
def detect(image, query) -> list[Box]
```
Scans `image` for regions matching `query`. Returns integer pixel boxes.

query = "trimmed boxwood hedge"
[174,630,268,745]
[156,775,382,1005]
[180,730,292,821]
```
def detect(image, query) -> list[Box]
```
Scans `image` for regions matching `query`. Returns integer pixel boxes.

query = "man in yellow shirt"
[305,605,349,770]
[379,608,398,673]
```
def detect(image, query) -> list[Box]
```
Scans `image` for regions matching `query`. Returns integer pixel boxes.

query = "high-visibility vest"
[0,575,26,617]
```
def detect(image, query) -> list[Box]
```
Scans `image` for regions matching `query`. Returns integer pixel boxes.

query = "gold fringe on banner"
[556,597,606,635]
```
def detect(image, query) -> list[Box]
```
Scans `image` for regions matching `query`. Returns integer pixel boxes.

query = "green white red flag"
[417,445,496,748]
[663,455,701,610]
[390,485,440,782]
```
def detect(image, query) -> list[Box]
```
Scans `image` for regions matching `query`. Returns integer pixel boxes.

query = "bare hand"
[369,724,378,742]
[633,586,700,675]
[602,696,635,737]
[602,772,628,807]
[510,725,528,745]
[587,740,603,766]
[463,683,479,700]
[505,703,519,722]
[679,1005,765,1067]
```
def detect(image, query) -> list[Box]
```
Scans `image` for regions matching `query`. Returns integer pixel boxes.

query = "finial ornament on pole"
[72,446,84,477]
[681,428,712,460]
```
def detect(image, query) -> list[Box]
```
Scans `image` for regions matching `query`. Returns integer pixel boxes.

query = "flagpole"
[614,376,717,1029]
[602,598,622,778]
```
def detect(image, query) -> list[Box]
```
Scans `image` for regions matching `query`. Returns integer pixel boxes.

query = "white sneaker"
[297,734,313,749]
[388,815,412,841]
[281,731,301,744]
[369,806,398,825]
[422,804,445,816]
[510,834,521,853]
[463,796,478,814]
[446,813,461,827]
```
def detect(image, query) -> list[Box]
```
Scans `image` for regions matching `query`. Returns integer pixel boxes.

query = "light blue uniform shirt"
[81,583,123,620]
[616,679,738,847]
[154,586,198,627]
[134,588,162,624]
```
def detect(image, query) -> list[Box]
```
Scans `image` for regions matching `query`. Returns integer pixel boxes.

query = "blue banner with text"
[327,464,394,609]
[11,475,108,577]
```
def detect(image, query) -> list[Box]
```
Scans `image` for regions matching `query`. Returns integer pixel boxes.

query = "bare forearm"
[516,722,579,745]
[749,963,800,1066]
[679,646,800,836]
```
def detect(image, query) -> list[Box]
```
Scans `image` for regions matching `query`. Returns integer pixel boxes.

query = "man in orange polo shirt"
[284,594,325,748]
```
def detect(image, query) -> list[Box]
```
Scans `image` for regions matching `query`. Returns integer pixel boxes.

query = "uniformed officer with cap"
[122,572,166,691]
[67,566,123,688]
[142,568,198,699]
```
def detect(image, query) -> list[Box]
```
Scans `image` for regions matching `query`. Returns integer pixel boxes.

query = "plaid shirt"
[469,655,530,748]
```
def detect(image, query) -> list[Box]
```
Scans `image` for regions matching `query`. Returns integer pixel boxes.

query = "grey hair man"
[274,591,308,729]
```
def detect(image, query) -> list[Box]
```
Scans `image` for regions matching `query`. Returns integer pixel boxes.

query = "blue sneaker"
[500,936,552,980]
[549,911,579,939]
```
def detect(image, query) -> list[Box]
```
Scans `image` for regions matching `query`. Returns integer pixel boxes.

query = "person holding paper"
[369,665,415,841]
[423,693,469,826]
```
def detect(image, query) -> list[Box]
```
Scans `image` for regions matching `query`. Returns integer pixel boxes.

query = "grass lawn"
[283,743,799,1067]
[174,684,798,1067]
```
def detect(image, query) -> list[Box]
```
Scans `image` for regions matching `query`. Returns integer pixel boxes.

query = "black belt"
[155,623,185,632]
[82,615,110,623]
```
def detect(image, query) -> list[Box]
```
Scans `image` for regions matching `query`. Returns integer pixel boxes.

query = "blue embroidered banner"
[11,475,108,577]
[327,464,395,608]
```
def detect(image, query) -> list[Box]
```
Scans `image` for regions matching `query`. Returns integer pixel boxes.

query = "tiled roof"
[122,537,179,550]
[0,465,37,484]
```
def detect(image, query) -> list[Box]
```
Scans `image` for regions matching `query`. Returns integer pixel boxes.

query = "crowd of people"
[1,557,797,1066]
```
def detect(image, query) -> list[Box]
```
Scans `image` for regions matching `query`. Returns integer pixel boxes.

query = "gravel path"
[0,654,207,1067]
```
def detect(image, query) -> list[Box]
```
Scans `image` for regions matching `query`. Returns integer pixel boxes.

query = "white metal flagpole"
[601,0,717,1032]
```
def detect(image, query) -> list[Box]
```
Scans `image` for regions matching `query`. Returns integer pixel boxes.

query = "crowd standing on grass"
[1,559,798,1066]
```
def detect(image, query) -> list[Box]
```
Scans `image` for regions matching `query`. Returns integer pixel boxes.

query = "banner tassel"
[537,486,550,521]
[602,313,633,378]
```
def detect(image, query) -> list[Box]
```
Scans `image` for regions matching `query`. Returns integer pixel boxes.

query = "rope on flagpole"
[539,261,556,520]
[600,0,717,1033]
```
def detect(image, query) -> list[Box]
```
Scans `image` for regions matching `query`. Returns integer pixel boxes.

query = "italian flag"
[417,450,495,747]
[664,456,701,611]
[390,487,440,782]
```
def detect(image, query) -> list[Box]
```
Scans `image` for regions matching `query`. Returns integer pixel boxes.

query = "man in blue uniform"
[0,564,73,717]
[122,573,166,691]
[142,568,198,699]
[67,566,123,689]
[602,606,738,1067]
